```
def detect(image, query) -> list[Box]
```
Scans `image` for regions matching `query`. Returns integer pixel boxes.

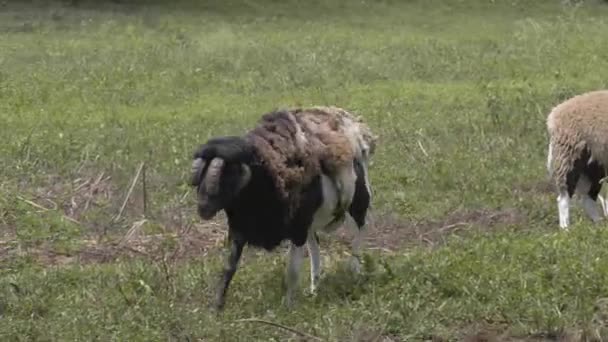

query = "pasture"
[3,0,608,340]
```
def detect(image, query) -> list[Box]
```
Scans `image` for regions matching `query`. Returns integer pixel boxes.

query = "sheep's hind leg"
[575,176,601,223]
[558,150,587,229]
[331,164,357,220]
[306,232,321,295]
[347,159,371,274]
[214,233,245,311]
[582,195,602,222]
[599,195,608,217]
[557,190,570,229]
[581,160,606,223]
[285,242,305,308]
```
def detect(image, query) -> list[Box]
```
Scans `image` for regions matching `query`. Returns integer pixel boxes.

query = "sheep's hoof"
[307,285,318,297]
[213,304,225,314]
[309,278,321,296]
[349,256,362,275]
[212,296,226,313]
[283,294,296,309]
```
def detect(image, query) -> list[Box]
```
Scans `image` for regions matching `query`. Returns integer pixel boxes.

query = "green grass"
[3,0,608,340]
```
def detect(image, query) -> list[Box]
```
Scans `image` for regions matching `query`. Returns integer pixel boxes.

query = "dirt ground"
[1,204,529,268]
[1,173,549,267]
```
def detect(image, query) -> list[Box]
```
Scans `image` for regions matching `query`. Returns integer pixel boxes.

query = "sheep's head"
[189,136,253,220]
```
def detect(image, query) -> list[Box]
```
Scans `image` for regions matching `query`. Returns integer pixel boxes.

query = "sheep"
[546,89,608,229]
[189,106,377,310]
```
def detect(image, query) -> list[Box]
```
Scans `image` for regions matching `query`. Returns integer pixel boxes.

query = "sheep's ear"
[190,158,206,186]
[237,164,251,191]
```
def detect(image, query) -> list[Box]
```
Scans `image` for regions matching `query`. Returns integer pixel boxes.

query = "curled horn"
[190,158,207,186]
[204,158,225,195]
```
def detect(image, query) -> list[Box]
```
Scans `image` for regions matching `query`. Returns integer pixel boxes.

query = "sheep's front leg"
[306,232,321,295]
[581,195,603,223]
[215,234,245,311]
[599,194,608,217]
[575,176,603,223]
[557,189,570,229]
[349,222,365,274]
[285,242,305,308]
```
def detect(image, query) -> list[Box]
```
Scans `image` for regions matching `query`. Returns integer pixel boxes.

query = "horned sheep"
[546,89,608,229]
[189,106,377,310]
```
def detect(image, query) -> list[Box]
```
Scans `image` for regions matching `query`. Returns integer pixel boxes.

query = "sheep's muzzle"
[197,201,220,220]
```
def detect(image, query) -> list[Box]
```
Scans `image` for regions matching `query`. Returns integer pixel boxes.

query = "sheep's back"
[245,106,375,219]
[296,106,376,165]
[548,90,608,166]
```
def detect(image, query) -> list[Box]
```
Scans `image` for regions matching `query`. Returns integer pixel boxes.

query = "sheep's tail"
[547,136,587,192]
[350,119,377,208]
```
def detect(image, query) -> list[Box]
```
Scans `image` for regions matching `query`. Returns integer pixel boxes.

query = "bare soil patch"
[1,219,226,267]
[3,169,529,267]
[1,206,528,267]
[335,207,527,252]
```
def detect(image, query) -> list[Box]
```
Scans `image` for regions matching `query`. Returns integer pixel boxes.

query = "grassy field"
[3,0,608,340]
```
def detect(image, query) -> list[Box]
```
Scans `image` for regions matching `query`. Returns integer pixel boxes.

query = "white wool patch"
[293,113,309,149]
[310,174,351,234]
[546,107,559,132]
[341,117,367,159]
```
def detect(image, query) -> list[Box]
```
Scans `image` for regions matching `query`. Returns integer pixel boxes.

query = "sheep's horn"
[190,158,206,186]
[204,158,225,195]
[237,164,251,191]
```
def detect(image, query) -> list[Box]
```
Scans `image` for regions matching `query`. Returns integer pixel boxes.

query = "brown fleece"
[547,90,608,191]
[245,106,377,217]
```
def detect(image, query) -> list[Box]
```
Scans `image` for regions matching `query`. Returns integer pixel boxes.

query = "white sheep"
[546,89,608,228]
